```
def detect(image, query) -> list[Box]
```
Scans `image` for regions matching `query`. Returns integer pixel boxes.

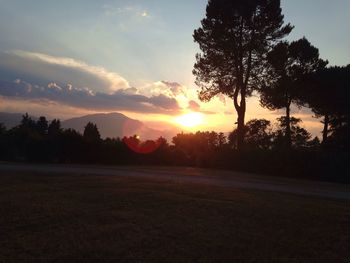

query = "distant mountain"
[0,111,179,140]
[0,112,34,128]
[62,112,170,139]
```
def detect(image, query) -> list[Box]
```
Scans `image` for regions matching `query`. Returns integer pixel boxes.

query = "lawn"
[0,170,349,262]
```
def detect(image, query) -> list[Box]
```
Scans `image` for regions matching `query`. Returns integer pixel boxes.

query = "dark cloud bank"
[0,79,180,114]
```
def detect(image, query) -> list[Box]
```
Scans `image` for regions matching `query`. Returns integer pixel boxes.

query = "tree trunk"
[237,108,245,152]
[322,114,329,145]
[236,87,246,152]
[285,104,292,149]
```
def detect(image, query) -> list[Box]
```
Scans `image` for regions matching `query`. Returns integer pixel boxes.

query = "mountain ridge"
[0,112,178,140]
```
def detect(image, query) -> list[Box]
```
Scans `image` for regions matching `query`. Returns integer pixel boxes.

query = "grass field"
[1,169,350,262]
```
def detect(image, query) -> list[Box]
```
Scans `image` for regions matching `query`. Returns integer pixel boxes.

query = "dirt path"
[1,163,349,200]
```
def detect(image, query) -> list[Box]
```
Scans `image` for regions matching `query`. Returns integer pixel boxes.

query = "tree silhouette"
[83,122,101,142]
[0,112,349,182]
[229,119,272,150]
[260,38,327,148]
[324,65,350,149]
[244,119,273,150]
[156,136,169,150]
[48,119,62,137]
[305,65,349,145]
[61,129,85,162]
[19,113,36,130]
[36,116,48,136]
[0,123,6,159]
[193,0,292,151]
[0,123,6,134]
[217,132,227,148]
[273,117,311,149]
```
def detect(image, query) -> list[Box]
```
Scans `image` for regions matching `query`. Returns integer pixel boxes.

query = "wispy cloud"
[103,4,150,18]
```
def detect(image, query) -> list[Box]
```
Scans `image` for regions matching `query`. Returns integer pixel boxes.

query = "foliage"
[273,117,312,149]
[260,38,327,148]
[0,113,349,183]
[244,119,273,150]
[193,0,293,150]
[36,116,49,136]
[261,38,327,110]
[229,119,273,150]
[83,122,101,142]
[48,119,62,137]
[0,123,6,134]
[304,65,350,145]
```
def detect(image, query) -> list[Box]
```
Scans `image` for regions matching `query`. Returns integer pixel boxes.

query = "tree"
[156,137,169,151]
[228,119,272,150]
[260,38,327,148]
[61,129,85,162]
[308,136,321,149]
[0,123,6,135]
[328,65,350,150]
[19,113,36,130]
[217,132,227,148]
[228,129,239,150]
[48,119,62,137]
[172,131,219,153]
[305,65,349,145]
[36,116,48,136]
[273,117,311,149]
[193,0,292,151]
[245,119,273,150]
[0,123,6,159]
[83,122,101,142]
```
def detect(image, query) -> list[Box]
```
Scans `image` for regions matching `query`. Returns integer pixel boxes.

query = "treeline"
[192,0,350,153]
[0,113,349,183]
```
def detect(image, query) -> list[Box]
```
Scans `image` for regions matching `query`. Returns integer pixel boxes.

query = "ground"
[0,164,350,262]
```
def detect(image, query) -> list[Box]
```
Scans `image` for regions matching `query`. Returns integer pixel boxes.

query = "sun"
[175,112,204,128]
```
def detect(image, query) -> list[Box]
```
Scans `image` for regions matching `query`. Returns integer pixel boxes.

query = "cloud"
[188,100,200,111]
[161,81,185,97]
[148,94,180,110]
[141,81,186,98]
[0,79,180,114]
[138,81,219,115]
[103,4,150,18]
[121,87,139,95]
[186,99,217,115]
[9,50,129,92]
[141,11,149,17]
[0,50,220,116]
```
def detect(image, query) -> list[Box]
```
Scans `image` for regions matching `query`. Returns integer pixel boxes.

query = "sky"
[0,0,349,135]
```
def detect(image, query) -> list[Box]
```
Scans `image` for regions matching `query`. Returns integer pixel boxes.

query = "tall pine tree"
[193,0,292,151]
[260,38,327,148]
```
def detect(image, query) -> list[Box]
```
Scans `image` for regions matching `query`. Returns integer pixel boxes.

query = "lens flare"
[123,136,162,154]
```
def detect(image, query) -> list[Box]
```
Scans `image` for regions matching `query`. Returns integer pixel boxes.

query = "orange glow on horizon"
[174,112,204,128]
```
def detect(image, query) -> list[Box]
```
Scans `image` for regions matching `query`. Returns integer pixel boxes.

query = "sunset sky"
[0,0,349,135]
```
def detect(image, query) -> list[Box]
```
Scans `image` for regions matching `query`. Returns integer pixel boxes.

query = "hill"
[0,111,180,140]
[0,112,35,128]
[62,112,169,139]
